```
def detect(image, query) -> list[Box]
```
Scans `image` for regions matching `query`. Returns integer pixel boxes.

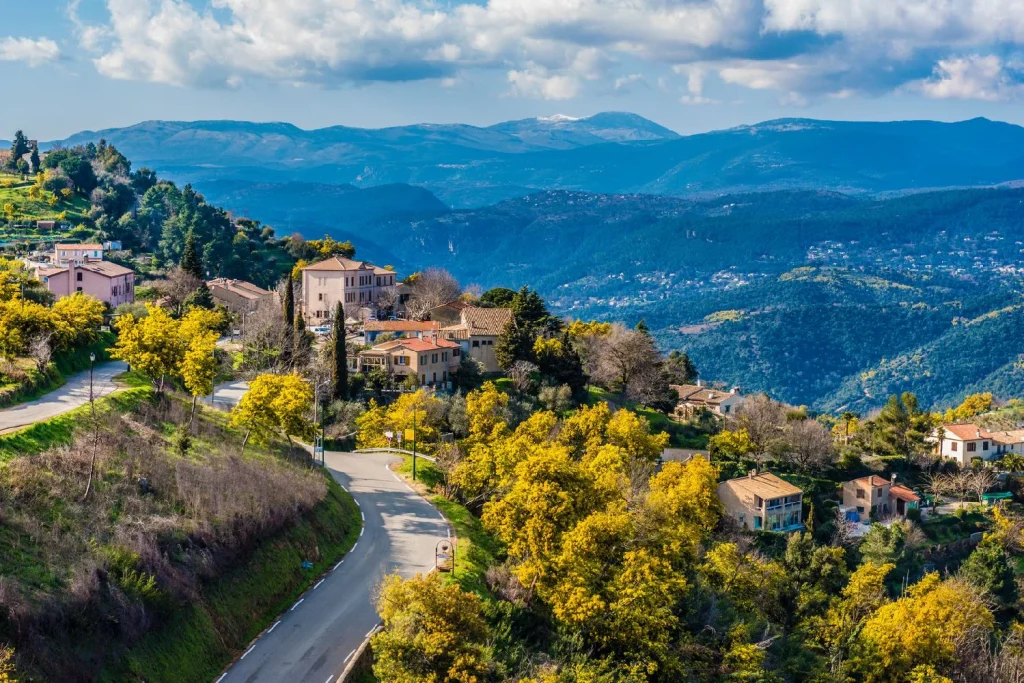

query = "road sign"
[404,429,415,442]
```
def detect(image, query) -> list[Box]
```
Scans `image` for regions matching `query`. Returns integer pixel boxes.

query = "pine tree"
[9,130,28,170]
[180,229,204,279]
[332,301,348,400]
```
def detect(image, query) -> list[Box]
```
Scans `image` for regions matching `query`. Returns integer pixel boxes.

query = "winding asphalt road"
[0,361,129,432]
[217,450,450,683]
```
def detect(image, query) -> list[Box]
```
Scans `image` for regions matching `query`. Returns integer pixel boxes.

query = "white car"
[309,325,332,335]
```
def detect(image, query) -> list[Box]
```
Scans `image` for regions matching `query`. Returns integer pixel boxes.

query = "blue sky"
[4,1,1024,139]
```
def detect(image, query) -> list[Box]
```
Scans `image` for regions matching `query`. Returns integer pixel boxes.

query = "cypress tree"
[180,229,204,279]
[281,280,295,366]
[333,301,348,400]
[283,278,295,328]
[29,142,40,175]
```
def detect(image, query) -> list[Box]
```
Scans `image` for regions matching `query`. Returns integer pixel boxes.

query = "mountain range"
[46,114,1024,208]
[32,113,1024,411]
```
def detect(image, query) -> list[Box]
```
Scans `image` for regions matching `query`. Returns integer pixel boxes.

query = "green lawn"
[0,174,90,223]
[919,510,989,544]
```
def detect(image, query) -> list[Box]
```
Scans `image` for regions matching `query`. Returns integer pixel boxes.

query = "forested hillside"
[354,189,1024,411]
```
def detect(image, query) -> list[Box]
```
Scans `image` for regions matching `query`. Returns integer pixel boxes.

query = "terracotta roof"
[672,384,738,405]
[80,261,134,277]
[38,267,66,277]
[207,278,273,299]
[853,475,891,488]
[302,256,373,272]
[369,337,460,354]
[55,243,103,251]
[890,486,921,503]
[720,472,803,499]
[365,320,439,333]
[944,424,994,440]
[442,306,514,337]
[991,430,1024,445]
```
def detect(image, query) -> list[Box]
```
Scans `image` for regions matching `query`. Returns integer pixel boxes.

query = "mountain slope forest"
[339,188,1024,412]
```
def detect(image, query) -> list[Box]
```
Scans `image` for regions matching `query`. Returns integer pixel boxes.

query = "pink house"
[39,261,135,308]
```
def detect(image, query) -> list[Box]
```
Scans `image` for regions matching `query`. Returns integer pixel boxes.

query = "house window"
[442,352,447,361]
[472,340,480,347]
[753,516,762,529]
[420,355,426,364]
[432,353,438,363]
[951,441,958,451]
[967,442,977,452]
[856,489,865,499]
[876,489,882,497]
[724,405,731,414]
[983,441,989,451]
[76,272,83,282]
[76,286,82,292]
[857,506,864,513]
[318,293,323,301]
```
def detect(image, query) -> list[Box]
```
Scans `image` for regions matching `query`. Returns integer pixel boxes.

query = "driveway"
[217,450,450,683]
[0,361,129,433]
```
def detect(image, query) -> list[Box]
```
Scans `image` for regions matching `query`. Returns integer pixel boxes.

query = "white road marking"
[365,627,376,638]
[240,645,256,660]
[314,579,325,590]
[334,559,344,570]
[216,674,227,683]
[447,528,451,540]
[290,598,304,611]
[392,474,401,482]
[325,677,335,683]
[267,621,281,634]
[361,511,365,521]
[359,527,364,538]
[343,649,356,664]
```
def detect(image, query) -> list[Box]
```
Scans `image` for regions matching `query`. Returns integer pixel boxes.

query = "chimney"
[891,473,897,486]
[731,386,740,395]
[977,429,982,439]
[748,468,757,479]
[697,379,703,388]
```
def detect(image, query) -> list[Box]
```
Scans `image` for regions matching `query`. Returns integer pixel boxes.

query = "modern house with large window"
[717,471,804,533]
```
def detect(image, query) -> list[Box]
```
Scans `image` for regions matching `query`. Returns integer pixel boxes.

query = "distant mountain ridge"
[45,114,1024,207]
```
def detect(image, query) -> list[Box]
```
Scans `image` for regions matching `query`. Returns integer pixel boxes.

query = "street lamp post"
[313,380,330,466]
[82,352,98,501]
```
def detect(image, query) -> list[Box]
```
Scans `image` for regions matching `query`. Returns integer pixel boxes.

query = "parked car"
[309,325,331,335]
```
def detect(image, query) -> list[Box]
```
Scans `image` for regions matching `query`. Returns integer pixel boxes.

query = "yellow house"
[358,337,462,387]
[438,305,514,373]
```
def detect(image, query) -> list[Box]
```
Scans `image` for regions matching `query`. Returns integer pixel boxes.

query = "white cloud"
[69,0,1024,102]
[0,37,61,67]
[918,54,1024,101]
[508,65,582,100]
[614,73,646,91]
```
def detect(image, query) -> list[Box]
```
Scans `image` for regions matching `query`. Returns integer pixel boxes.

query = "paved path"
[218,450,450,683]
[203,380,250,411]
[0,361,129,433]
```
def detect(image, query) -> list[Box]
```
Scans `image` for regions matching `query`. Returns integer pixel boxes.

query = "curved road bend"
[217,450,450,683]
[0,361,129,433]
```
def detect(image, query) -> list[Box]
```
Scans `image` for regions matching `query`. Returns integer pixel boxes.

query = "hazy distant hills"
[49,114,1024,207]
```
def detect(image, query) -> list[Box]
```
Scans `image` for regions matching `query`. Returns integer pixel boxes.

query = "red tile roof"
[944,424,994,440]
[365,320,440,332]
[890,486,921,503]
[372,337,460,353]
[854,475,891,488]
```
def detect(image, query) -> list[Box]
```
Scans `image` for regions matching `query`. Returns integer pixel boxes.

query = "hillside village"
[5,134,1024,682]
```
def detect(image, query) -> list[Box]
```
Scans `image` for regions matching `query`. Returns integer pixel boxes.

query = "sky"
[3,0,1024,140]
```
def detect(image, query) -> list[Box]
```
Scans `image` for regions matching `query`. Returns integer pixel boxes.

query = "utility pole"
[83,352,98,501]
[412,399,418,482]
